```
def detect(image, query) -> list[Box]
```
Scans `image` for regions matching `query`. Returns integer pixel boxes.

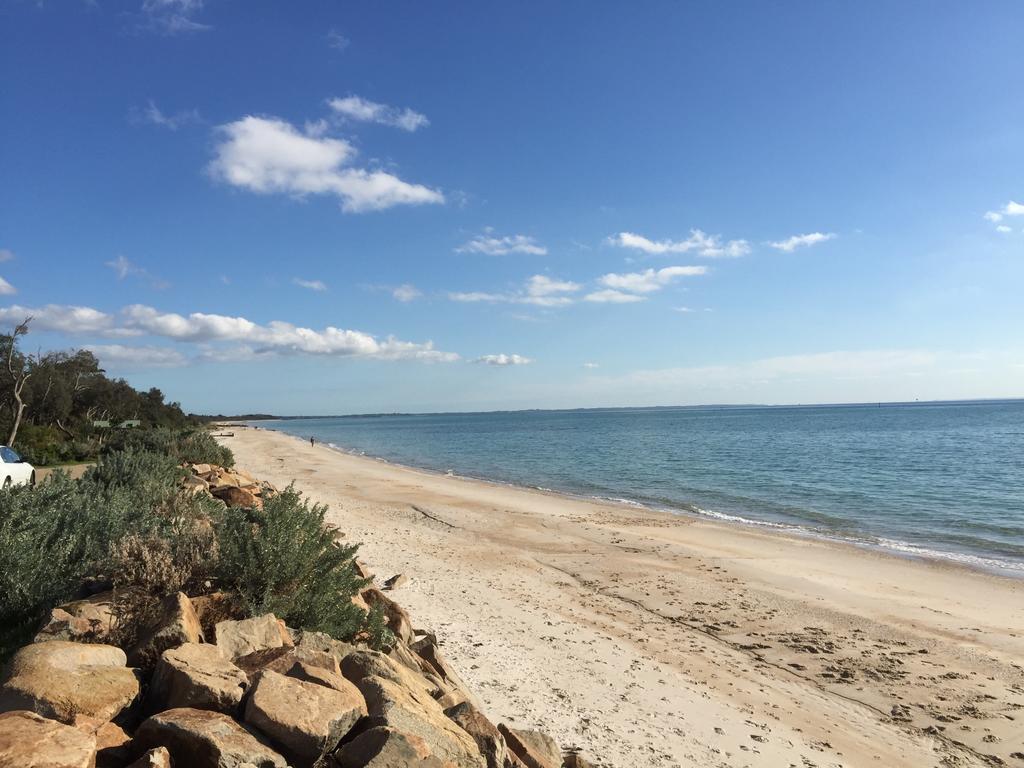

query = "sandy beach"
[220,425,1024,768]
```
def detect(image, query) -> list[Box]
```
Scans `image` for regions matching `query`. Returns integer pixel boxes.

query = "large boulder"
[497,727,561,768]
[148,643,247,714]
[413,637,478,708]
[361,589,413,644]
[333,726,450,768]
[35,592,119,644]
[243,670,366,763]
[215,615,292,661]
[234,643,342,685]
[128,592,204,668]
[0,642,139,723]
[294,631,358,667]
[0,710,97,768]
[341,650,441,701]
[356,675,485,768]
[445,702,506,768]
[135,707,286,768]
[212,486,261,509]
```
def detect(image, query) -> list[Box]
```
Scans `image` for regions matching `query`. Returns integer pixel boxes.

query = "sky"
[2,0,1023,414]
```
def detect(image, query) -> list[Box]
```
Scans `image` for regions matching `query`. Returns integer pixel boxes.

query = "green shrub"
[214,486,370,641]
[102,427,233,468]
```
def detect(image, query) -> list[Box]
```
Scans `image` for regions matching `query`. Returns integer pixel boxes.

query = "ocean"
[262,400,1024,575]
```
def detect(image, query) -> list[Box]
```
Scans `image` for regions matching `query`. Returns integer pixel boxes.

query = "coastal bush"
[214,486,372,642]
[102,427,234,468]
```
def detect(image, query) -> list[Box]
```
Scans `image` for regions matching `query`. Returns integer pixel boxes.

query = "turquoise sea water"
[262,401,1024,575]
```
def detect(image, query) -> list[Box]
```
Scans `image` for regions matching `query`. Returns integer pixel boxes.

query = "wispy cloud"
[86,344,188,368]
[208,115,443,213]
[131,99,201,130]
[293,277,327,292]
[105,255,170,289]
[767,232,836,252]
[327,96,428,132]
[582,362,599,369]
[597,266,706,293]
[474,354,532,366]
[392,284,422,302]
[449,274,580,307]
[0,303,459,363]
[983,200,1024,224]
[583,289,646,304]
[996,225,1012,234]
[138,0,210,34]
[456,231,547,256]
[326,29,349,51]
[0,278,16,296]
[609,230,750,258]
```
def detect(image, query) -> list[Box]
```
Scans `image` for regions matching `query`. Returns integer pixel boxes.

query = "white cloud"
[0,249,14,262]
[293,278,327,292]
[0,304,126,336]
[767,232,836,252]
[583,289,646,304]
[105,255,169,289]
[208,115,443,213]
[87,344,188,368]
[996,224,1012,234]
[392,284,422,302]
[327,96,428,132]
[0,278,15,296]
[984,201,1024,224]
[582,362,599,369]
[326,29,350,51]
[139,0,209,34]
[609,230,750,258]
[474,354,532,366]
[457,231,548,256]
[449,274,580,307]
[132,100,200,130]
[674,306,695,313]
[598,266,707,294]
[0,303,458,363]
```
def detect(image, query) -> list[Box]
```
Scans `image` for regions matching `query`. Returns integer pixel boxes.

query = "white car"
[1,446,35,487]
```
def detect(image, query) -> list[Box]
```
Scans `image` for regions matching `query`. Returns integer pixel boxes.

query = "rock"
[361,589,413,645]
[445,702,506,768]
[211,486,261,508]
[190,463,214,476]
[0,641,139,723]
[128,592,204,668]
[235,643,340,682]
[412,637,477,708]
[94,720,133,767]
[353,559,374,581]
[294,631,358,667]
[0,710,97,768]
[126,747,172,768]
[498,727,561,768]
[382,574,407,591]
[341,650,441,700]
[561,753,596,768]
[35,592,119,644]
[389,642,437,679]
[333,726,450,768]
[191,593,244,641]
[148,643,247,714]
[356,676,485,768]
[244,670,366,763]
[215,614,292,661]
[135,707,286,768]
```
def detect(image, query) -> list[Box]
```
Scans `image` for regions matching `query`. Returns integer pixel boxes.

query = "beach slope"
[222,426,1024,768]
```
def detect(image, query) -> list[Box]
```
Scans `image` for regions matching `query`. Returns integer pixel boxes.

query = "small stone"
[383,574,408,591]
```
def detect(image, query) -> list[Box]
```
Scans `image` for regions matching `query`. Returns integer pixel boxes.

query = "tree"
[4,318,32,446]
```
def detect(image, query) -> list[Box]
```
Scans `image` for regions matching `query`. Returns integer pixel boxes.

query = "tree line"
[0,318,196,464]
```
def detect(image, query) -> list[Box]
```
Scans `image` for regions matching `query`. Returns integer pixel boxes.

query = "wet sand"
[221,426,1024,768]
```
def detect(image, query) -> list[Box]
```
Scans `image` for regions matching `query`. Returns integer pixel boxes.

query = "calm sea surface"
[263,401,1024,575]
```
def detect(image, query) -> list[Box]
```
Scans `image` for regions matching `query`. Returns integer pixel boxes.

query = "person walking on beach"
[310,437,315,447]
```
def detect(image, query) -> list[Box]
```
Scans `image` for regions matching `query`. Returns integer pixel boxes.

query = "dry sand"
[221,425,1024,768]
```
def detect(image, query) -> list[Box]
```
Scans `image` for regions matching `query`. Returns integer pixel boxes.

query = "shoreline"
[257,422,1024,580]
[221,424,1024,768]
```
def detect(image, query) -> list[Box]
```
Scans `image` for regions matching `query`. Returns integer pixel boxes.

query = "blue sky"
[2,0,1023,414]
